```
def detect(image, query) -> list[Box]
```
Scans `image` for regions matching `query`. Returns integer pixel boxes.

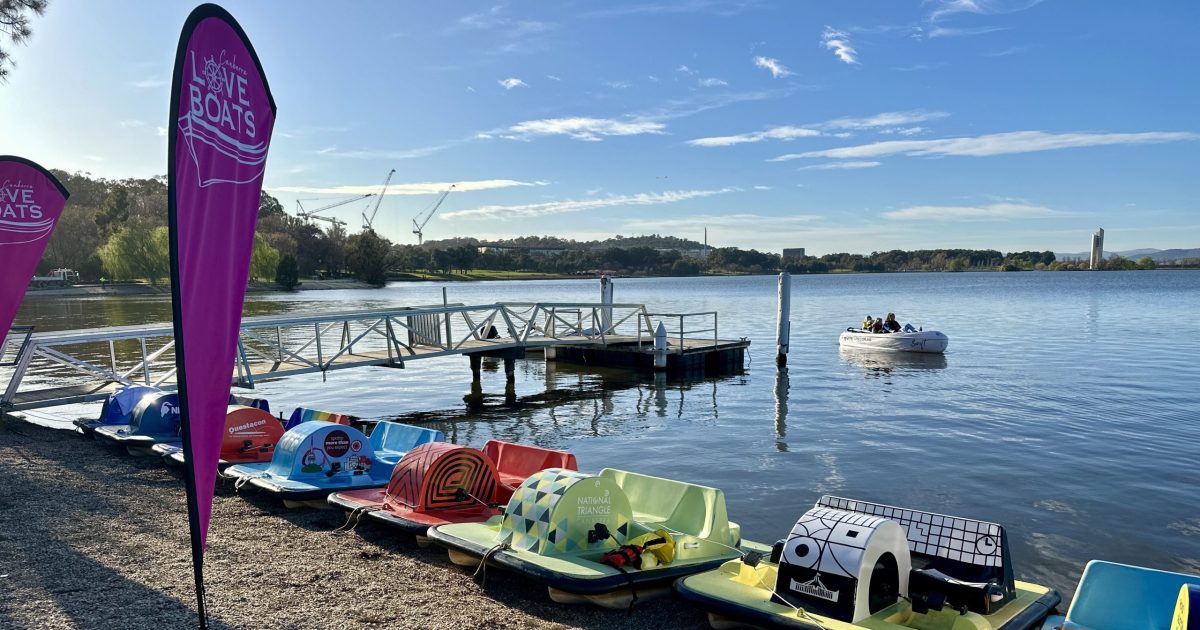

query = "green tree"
[1137,256,1157,270]
[258,191,285,218]
[95,187,131,240]
[346,231,393,286]
[275,253,301,290]
[97,222,169,284]
[249,232,280,281]
[0,0,47,81]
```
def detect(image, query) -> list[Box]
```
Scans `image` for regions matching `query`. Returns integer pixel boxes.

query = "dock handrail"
[641,311,719,352]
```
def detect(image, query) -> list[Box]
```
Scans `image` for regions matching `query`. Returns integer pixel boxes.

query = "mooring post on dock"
[654,321,668,370]
[469,354,482,383]
[776,272,791,367]
[600,275,614,333]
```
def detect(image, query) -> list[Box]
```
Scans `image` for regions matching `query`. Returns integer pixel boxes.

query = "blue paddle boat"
[92,392,182,455]
[223,420,443,508]
[74,384,160,436]
[1043,560,1199,630]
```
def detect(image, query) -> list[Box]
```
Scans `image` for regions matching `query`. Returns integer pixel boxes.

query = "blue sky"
[1,0,1197,255]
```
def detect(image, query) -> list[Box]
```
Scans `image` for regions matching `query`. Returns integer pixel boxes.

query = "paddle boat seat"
[283,407,354,431]
[154,405,284,469]
[1054,560,1200,630]
[368,421,445,466]
[675,495,1060,630]
[600,468,738,555]
[428,467,765,609]
[224,420,395,507]
[482,439,578,493]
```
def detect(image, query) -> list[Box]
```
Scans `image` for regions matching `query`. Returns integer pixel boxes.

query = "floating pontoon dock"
[2,302,748,411]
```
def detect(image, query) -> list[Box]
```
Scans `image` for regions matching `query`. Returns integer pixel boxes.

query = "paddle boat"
[675,495,1060,629]
[328,440,577,541]
[223,419,443,508]
[1042,560,1199,630]
[92,392,181,455]
[283,406,355,430]
[75,384,160,436]
[839,328,949,354]
[154,405,285,469]
[427,468,768,610]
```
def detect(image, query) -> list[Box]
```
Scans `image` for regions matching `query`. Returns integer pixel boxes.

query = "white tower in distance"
[1089,228,1105,270]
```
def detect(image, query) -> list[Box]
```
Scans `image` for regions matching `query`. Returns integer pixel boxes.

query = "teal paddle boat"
[223,419,443,508]
[1043,560,1198,630]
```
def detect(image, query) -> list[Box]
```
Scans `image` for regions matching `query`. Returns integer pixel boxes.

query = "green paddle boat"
[675,495,1060,629]
[427,467,769,609]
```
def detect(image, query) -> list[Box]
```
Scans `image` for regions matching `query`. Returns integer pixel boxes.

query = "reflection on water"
[839,347,949,374]
[10,271,1200,602]
[774,367,789,452]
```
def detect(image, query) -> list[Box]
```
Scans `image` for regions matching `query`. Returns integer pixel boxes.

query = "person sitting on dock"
[883,313,902,333]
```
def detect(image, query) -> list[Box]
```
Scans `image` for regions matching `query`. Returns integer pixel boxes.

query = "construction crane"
[411,184,455,245]
[361,168,396,232]
[295,194,373,229]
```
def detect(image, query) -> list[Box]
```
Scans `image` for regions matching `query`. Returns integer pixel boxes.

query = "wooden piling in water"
[776,272,791,367]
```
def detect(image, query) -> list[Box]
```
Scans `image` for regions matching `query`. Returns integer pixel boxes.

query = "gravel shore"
[0,416,707,629]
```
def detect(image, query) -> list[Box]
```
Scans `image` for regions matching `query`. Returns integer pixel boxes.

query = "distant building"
[477,244,568,257]
[782,248,806,260]
[1089,228,1105,270]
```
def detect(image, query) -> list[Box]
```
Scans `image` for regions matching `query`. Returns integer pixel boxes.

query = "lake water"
[9,271,1200,599]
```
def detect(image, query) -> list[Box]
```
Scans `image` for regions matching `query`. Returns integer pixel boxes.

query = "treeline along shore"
[34,171,1182,292]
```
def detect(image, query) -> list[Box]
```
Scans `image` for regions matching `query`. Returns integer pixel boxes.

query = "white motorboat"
[838,328,949,353]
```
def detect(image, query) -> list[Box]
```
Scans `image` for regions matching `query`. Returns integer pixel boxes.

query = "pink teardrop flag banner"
[167,4,275,626]
[0,157,70,350]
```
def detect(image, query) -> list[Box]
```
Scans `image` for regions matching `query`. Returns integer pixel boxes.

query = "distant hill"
[1055,248,1200,262]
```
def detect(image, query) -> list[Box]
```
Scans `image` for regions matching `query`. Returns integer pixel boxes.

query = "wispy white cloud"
[545,74,562,81]
[753,185,773,190]
[676,64,696,75]
[156,126,167,137]
[797,161,882,170]
[689,110,946,148]
[883,202,1065,221]
[604,80,633,89]
[584,1,764,19]
[314,144,448,160]
[269,179,545,197]
[647,75,661,82]
[773,130,1200,160]
[984,44,1034,57]
[503,117,666,142]
[893,62,948,72]
[688,125,821,147]
[442,188,737,220]
[880,126,929,136]
[624,212,820,232]
[698,77,728,87]
[128,77,167,89]
[753,56,793,78]
[821,27,859,65]
[928,25,1008,38]
[822,110,949,130]
[499,77,528,89]
[119,119,145,128]
[928,0,1044,22]
[453,6,553,37]
[83,155,104,162]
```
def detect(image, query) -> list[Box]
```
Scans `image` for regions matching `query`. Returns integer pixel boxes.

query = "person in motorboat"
[883,313,902,333]
[861,315,874,330]
[869,317,884,333]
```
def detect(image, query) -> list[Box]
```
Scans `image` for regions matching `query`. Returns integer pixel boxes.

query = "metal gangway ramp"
[2,302,734,411]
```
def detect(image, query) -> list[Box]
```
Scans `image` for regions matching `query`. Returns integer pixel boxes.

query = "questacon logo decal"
[179,49,267,187]
[0,180,55,246]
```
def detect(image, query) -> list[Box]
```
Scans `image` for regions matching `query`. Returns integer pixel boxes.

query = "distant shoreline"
[23,266,1195,300]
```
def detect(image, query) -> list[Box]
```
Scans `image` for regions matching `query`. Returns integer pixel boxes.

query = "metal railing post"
[139,338,151,384]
